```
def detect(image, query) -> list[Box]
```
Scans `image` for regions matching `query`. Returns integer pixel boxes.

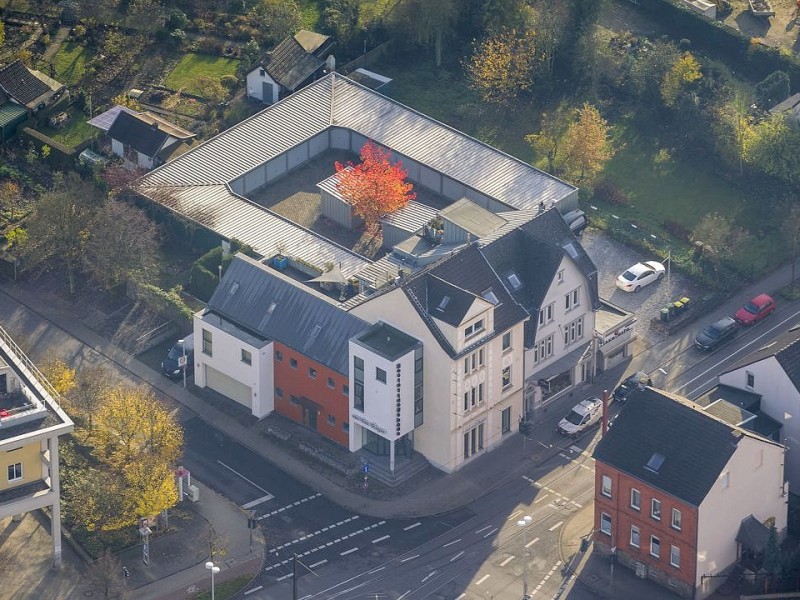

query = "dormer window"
[464,320,484,339]
[507,272,522,290]
[437,296,450,312]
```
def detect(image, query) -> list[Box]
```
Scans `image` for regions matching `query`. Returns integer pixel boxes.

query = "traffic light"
[122,567,131,578]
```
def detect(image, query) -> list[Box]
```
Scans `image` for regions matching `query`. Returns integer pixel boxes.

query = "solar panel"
[87,105,137,131]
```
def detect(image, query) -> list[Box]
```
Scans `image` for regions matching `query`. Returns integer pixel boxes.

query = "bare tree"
[85,549,129,600]
[67,364,112,433]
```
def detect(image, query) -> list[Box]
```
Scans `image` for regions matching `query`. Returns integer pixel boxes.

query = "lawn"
[39,108,97,148]
[48,42,89,86]
[165,54,239,95]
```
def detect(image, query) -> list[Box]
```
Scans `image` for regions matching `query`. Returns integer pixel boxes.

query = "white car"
[616,261,665,292]
[557,397,603,437]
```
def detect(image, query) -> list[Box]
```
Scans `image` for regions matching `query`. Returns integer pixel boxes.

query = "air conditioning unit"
[187,484,200,503]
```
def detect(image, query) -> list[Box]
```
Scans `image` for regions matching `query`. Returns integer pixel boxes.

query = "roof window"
[645,453,666,473]
[228,281,240,295]
[564,243,579,259]
[507,272,522,290]
[437,296,450,311]
[482,288,499,305]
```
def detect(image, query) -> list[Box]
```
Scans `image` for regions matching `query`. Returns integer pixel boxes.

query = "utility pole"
[293,553,298,600]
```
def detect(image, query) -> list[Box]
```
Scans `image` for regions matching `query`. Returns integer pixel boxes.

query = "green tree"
[744,113,800,186]
[661,52,702,108]
[391,0,456,67]
[0,22,5,48]
[560,103,615,184]
[250,0,301,47]
[782,204,800,294]
[692,212,748,271]
[755,70,790,109]
[324,0,361,48]
[763,524,781,592]
[628,40,681,103]
[66,364,111,434]
[464,28,537,105]
[525,103,572,174]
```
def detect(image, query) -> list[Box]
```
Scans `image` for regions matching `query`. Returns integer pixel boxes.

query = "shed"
[348,68,393,95]
[317,168,363,229]
[0,102,28,143]
[380,201,437,249]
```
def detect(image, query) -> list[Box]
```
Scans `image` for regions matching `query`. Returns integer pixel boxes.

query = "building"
[0,59,66,142]
[0,323,73,567]
[246,30,332,104]
[102,109,196,170]
[593,387,787,599]
[717,324,800,493]
[136,72,599,476]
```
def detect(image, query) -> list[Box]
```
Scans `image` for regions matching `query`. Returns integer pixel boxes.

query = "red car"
[735,293,776,325]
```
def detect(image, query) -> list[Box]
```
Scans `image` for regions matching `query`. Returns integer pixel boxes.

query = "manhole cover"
[586,574,600,584]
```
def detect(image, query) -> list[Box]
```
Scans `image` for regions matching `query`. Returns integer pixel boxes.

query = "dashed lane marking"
[340,547,358,556]
[443,538,461,547]
[526,537,539,548]
[244,586,263,595]
[451,551,465,562]
[476,574,490,585]
[309,559,327,569]
[257,493,322,520]
[403,522,421,531]
[271,516,359,551]
[368,566,386,574]
[475,525,492,534]
[508,509,523,520]
[531,560,562,596]
[241,494,273,509]
[548,521,563,532]
[372,535,390,544]
[421,571,437,583]
[540,485,582,509]
[401,555,419,563]
[534,494,550,504]
[500,555,515,566]
[483,527,498,538]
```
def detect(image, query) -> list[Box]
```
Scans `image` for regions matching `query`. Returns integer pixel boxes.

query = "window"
[7,462,22,482]
[557,269,565,284]
[502,366,512,389]
[327,377,335,389]
[376,367,386,383]
[746,371,755,389]
[275,387,284,397]
[650,536,660,559]
[290,358,298,369]
[354,357,364,411]
[502,332,511,351]
[241,349,252,365]
[601,475,612,498]
[565,287,580,311]
[630,488,641,511]
[651,498,662,521]
[463,423,485,458]
[342,384,349,396]
[464,349,485,374]
[275,350,283,361]
[507,272,522,290]
[290,396,299,406]
[533,334,554,364]
[464,383,485,411]
[721,471,730,488]
[630,525,640,548]
[670,545,680,568]
[564,316,584,346]
[538,303,554,326]
[671,508,682,531]
[202,329,213,356]
[464,320,485,338]
[342,422,349,433]
[501,407,511,433]
[327,415,336,426]
[600,513,612,535]
[309,367,317,379]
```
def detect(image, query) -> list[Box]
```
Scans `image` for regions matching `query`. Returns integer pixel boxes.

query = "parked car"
[612,371,652,403]
[734,293,776,325]
[694,317,739,352]
[162,333,194,379]
[615,261,666,292]
[557,397,603,437]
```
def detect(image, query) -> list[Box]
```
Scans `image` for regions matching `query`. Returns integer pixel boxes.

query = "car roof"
[626,262,650,275]
[713,316,737,328]
[750,293,773,306]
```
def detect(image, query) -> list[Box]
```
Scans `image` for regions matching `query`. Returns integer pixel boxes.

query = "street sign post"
[179,350,187,389]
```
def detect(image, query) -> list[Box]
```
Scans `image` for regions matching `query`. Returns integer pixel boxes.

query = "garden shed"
[0,102,28,143]
[317,168,363,229]
[380,201,438,249]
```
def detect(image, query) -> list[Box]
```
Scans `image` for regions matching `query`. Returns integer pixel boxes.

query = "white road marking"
[372,535,390,544]
[522,475,539,486]
[217,461,273,497]
[456,595,466,600]
[340,547,358,556]
[443,538,461,547]
[475,525,492,533]
[368,566,386,574]
[483,527,498,538]
[534,494,549,504]
[403,522,421,531]
[397,592,411,600]
[421,571,437,583]
[500,555,515,566]
[257,493,322,520]
[309,560,327,569]
[508,509,523,520]
[241,494,273,509]
[244,586,263,595]
[548,521,563,531]
[526,537,539,548]
[476,574,490,585]
[451,551,465,562]
[401,555,419,563]
[277,573,293,582]
[268,516,359,551]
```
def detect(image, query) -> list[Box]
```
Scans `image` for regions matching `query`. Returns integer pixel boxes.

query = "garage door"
[205,366,252,409]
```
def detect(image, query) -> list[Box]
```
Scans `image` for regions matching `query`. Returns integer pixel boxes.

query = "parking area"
[580,230,709,348]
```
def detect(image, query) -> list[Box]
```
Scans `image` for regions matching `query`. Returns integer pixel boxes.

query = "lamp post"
[205,561,220,600]
[517,515,532,599]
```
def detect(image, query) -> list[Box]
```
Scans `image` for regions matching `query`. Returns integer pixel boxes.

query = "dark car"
[695,317,739,352]
[734,293,776,325]
[161,333,194,379]
[613,371,652,403]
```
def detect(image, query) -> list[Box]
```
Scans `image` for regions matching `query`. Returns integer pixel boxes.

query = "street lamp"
[205,561,220,600]
[517,515,533,600]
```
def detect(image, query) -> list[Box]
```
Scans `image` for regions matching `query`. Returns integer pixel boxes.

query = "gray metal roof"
[440,198,507,238]
[138,183,371,278]
[207,254,370,375]
[380,200,437,233]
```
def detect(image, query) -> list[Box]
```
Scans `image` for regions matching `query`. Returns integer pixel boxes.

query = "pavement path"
[41,25,71,64]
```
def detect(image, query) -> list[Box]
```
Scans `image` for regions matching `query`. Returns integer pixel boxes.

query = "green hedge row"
[187,239,258,302]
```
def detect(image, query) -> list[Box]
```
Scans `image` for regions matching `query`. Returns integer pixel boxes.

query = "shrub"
[220,74,238,90]
[197,37,224,55]
[593,181,629,206]
[662,220,692,242]
[188,263,218,301]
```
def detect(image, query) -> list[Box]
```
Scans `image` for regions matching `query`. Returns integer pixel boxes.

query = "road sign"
[178,355,188,367]
[362,463,369,474]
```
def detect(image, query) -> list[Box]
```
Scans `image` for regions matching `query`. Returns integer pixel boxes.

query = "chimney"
[601,389,610,436]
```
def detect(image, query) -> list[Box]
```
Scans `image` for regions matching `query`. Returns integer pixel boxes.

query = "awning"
[308,263,347,284]
[531,342,591,382]
[736,515,770,553]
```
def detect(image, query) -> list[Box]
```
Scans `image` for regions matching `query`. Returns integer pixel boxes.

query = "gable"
[108,111,169,157]
[0,60,55,106]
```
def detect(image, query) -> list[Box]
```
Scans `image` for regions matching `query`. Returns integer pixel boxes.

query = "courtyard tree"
[560,103,615,184]
[84,199,160,290]
[40,358,77,396]
[334,141,416,231]
[21,173,102,295]
[661,51,702,108]
[464,28,537,105]
[66,364,112,434]
[525,103,572,174]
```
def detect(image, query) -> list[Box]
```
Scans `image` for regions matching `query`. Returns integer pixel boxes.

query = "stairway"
[358,450,431,487]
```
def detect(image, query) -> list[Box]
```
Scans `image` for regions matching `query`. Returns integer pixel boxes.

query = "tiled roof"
[723,324,800,393]
[0,60,59,107]
[265,36,324,91]
[593,387,777,506]
[207,254,369,375]
[108,110,169,157]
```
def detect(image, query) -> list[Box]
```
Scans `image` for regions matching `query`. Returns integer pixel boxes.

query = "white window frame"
[630,488,641,511]
[565,287,580,311]
[671,508,682,531]
[7,462,22,482]
[241,348,252,365]
[630,525,640,548]
[601,475,612,498]
[600,512,612,535]
[670,545,680,568]
[557,269,565,284]
[534,334,554,364]
[721,471,730,488]
[651,498,662,521]
[464,320,485,339]
[538,302,555,326]
[746,371,755,389]
[502,366,512,390]
[650,536,660,559]
[564,315,584,346]
[502,332,512,351]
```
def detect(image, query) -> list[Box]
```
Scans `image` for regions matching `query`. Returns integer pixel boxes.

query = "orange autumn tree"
[335,141,416,231]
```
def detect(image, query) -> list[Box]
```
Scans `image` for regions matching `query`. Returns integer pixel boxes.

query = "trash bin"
[680,297,691,310]
[673,300,685,315]
[660,307,671,322]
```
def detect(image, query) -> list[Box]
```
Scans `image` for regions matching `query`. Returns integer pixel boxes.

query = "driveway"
[580,229,709,348]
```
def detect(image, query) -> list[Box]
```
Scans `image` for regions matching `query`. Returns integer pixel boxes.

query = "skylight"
[645,453,666,473]
[507,272,522,290]
[228,281,240,295]
[437,296,450,311]
[564,242,579,259]
[482,288,499,305]
[267,302,277,314]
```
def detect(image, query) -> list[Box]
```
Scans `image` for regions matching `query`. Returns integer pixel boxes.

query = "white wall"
[246,68,278,104]
[720,358,800,492]
[137,151,154,170]
[193,314,274,418]
[696,436,787,589]
[111,139,124,158]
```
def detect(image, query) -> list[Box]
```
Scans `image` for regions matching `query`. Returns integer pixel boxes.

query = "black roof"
[207,254,369,375]
[107,110,169,157]
[593,387,773,506]
[402,244,529,357]
[723,324,800,393]
[265,36,324,91]
[0,60,53,106]
[354,322,421,361]
[481,208,599,346]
